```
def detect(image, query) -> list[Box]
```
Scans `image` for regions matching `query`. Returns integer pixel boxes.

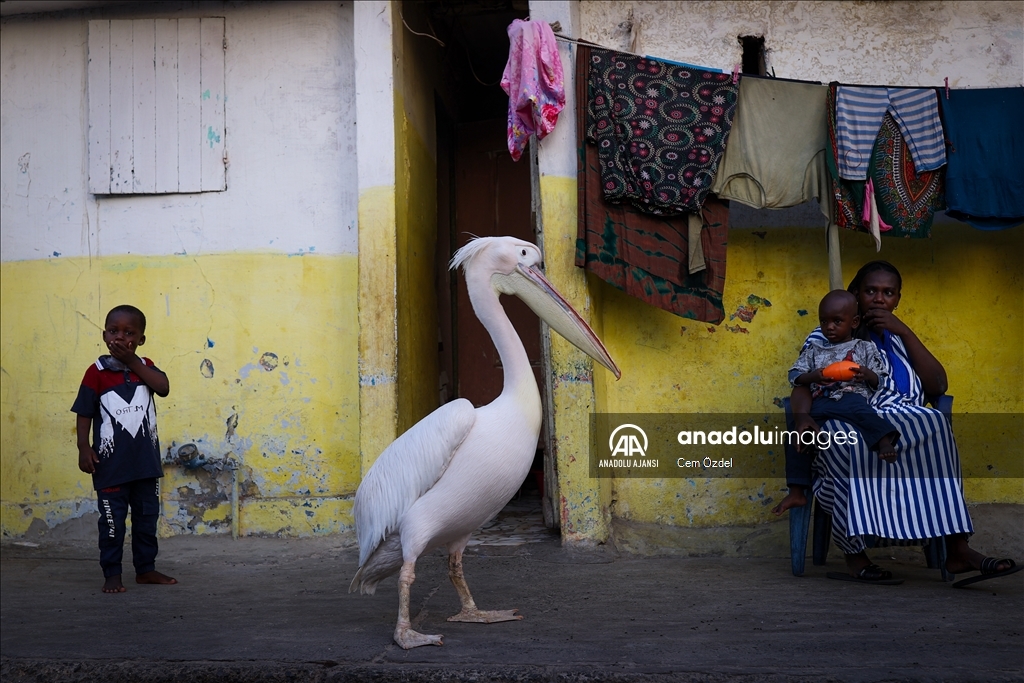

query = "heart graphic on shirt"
[101,386,151,438]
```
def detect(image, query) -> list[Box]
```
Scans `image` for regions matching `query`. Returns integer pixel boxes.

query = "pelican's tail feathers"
[349,531,404,595]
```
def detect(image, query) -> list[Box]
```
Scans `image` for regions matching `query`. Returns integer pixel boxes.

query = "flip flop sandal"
[827,564,904,585]
[952,558,1023,589]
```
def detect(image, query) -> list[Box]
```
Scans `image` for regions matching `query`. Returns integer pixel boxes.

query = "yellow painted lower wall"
[0,252,359,537]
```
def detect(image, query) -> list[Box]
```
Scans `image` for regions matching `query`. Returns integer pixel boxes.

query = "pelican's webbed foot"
[394,624,444,649]
[446,550,524,624]
[447,608,522,623]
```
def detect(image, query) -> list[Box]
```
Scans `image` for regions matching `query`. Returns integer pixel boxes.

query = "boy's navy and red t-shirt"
[71,356,165,490]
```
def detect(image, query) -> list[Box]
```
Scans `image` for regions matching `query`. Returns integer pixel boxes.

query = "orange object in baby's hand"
[822,360,860,381]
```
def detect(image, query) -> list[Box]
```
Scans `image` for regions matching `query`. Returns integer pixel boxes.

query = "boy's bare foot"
[771,487,808,515]
[877,435,897,463]
[136,570,177,585]
[103,575,126,593]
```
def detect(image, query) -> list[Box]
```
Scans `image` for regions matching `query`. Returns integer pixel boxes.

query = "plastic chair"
[784,395,955,581]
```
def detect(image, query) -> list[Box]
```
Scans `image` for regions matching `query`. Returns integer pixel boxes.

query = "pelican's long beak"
[493,265,621,380]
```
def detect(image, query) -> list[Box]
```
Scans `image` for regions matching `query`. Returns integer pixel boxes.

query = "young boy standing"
[72,305,177,593]
[772,290,900,515]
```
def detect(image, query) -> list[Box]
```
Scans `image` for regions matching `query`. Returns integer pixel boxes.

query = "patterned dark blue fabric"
[586,48,737,215]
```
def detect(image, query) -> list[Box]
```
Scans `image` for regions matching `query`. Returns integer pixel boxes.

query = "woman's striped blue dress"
[803,328,973,554]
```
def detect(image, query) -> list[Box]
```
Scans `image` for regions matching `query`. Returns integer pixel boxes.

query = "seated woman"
[790,260,1020,586]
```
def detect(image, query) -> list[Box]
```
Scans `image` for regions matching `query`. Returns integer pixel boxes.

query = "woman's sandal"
[827,564,904,585]
[951,558,1022,589]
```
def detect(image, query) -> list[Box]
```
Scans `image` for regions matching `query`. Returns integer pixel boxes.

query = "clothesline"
[744,73,821,86]
[550,29,1005,94]
[552,31,639,56]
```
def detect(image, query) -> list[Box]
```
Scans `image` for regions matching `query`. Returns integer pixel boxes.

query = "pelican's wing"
[353,398,476,567]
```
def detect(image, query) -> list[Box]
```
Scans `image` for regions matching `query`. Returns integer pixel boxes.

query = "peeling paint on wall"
[730,294,773,323]
[358,372,396,387]
[225,412,239,438]
[555,359,594,385]
[163,465,233,535]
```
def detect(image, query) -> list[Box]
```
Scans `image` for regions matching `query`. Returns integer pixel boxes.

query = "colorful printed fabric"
[939,87,1024,230]
[834,86,946,180]
[576,46,727,324]
[827,84,943,240]
[500,19,565,162]
[586,48,737,215]
[870,113,944,238]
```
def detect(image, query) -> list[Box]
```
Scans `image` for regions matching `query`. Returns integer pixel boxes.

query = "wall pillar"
[354,1,399,474]
[529,0,612,548]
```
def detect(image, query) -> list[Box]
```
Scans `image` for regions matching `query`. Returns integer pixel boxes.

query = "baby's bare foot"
[136,570,177,585]
[877,436,897,463]
[771,488,808,516]
[103,575,126,593]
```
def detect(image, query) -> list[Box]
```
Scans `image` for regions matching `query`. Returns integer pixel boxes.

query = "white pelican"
[350,236,619,649]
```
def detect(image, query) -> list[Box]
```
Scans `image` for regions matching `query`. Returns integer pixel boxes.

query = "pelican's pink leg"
[394,560,444,649]
[446,551,523,623]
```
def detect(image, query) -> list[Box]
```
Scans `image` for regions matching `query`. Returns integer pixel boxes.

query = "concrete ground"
[2,504,1022,683]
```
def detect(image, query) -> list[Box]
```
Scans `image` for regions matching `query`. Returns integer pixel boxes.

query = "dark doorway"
[430,1,555,532]
[452,119,540,409]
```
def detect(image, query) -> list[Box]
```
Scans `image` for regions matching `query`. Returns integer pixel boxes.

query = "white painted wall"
[0,1,357,261]
[353,0,395,193]
[580,1,1023,87]
[530,0,581,181]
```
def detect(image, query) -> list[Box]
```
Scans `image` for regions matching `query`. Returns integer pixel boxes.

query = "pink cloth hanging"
[501,19,565,161]
[862,178,892,251]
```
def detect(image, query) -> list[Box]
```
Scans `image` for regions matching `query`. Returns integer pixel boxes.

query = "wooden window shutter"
[88,18,225,194]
